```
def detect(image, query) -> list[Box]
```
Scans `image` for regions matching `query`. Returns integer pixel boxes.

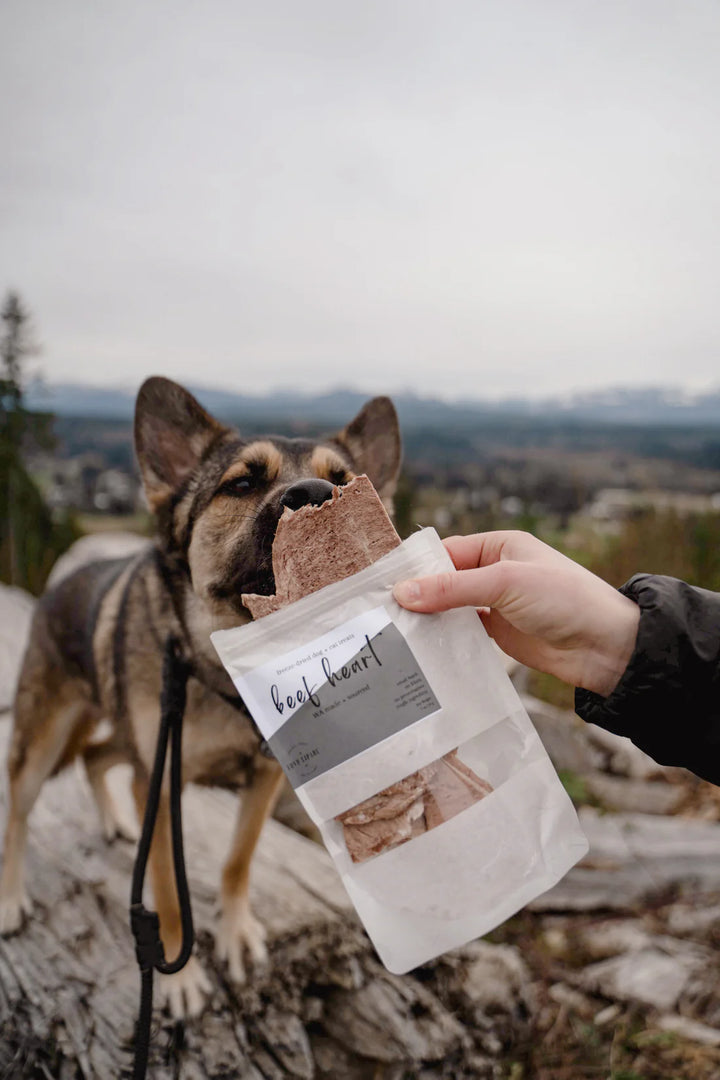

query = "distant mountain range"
[26,380,720,427]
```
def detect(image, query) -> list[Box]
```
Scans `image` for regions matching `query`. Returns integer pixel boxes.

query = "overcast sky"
[2,0,719,401]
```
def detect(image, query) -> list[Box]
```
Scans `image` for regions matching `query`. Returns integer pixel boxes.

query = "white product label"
[232,606,441,787]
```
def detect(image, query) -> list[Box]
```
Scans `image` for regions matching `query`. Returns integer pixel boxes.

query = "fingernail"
[393,580,421,605]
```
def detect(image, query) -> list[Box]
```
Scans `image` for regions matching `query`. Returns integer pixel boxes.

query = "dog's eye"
[221,476,254,496]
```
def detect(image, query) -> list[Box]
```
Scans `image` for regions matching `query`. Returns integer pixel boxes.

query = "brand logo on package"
[236,607,441,787]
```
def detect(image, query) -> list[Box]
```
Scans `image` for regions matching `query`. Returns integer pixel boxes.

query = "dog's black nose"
[280,479,335,512]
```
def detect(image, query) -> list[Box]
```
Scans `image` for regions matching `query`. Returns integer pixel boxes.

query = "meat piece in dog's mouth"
[241,473,493,862]
[241,474,401,616]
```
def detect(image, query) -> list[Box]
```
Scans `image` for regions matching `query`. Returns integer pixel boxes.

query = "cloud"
[1,0,719,398]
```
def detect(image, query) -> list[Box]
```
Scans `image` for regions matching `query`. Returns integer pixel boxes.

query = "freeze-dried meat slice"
[273,476,400,604]
[338,751,493,864]
[241,593,282,619]
[442,749,495,797]
[422,752,493,831]
[340,794,427,864]
[337,771,434,826]
[242,474,401,617]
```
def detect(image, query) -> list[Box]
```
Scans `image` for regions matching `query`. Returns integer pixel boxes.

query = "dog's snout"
[280,479,335,512]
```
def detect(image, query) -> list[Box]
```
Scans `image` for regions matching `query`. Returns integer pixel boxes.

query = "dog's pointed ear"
[333,396,402,501]
[134,377,224,509]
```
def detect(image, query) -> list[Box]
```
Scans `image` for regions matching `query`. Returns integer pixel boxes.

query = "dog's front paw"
[215,897,268,985]
[102,815,140,845]
[157,956,212,1019]
[0,889,32,936]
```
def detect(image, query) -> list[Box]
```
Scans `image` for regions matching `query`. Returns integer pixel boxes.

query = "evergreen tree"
[0,291,77,592]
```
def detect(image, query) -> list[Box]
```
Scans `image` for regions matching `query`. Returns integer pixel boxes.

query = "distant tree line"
[587,508,720,594]
[0,291,78,594]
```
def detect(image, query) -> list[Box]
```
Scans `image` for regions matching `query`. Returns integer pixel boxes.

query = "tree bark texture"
[0,717,532,1080]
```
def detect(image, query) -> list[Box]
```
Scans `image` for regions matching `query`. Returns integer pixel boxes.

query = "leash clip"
[130,902,165,972]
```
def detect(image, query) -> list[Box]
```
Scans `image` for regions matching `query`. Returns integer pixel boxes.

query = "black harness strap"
[130,636,195,1080]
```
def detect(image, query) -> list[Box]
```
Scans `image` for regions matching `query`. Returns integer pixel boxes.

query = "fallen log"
[0,717,533,1079]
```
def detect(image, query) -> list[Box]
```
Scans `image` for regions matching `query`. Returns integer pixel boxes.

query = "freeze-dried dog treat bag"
[212,528,588,974]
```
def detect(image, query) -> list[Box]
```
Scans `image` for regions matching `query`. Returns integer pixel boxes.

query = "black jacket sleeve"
[575,574,720,786]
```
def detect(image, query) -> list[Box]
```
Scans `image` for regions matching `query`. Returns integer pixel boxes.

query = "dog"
[0,376,401,1016]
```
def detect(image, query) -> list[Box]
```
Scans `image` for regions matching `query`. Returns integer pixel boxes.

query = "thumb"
[392,565,506,613]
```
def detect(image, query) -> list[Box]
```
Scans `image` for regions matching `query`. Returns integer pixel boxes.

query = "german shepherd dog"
[0,377,401,1016]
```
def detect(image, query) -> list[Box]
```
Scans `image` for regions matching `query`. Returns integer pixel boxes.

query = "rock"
[666,902,720,939]
[571,918,718,1017]
[548,982,595,1016]
[606,811,720,881]
[579,943,708,1011]
[656,1014,720,1047]
[583,772,685,815]
[403,940,535,1067]
[522,697,602,775]
[322,974,466,1065]
[593,1003,623,1027]
[256,1009,315,1079]
[577,918,653,959]
[0,584,35,711]
[46,531,150,588]
[440,939,535,1048]
[583,723,672,780]
[679,964,720,1028]
[531,808,720,912]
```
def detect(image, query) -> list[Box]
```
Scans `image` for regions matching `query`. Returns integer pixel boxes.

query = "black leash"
[130,636,195,1080]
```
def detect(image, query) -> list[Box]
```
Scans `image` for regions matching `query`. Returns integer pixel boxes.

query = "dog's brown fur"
[0,377,401,1016]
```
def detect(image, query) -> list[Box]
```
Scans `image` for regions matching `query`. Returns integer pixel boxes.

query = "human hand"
[392,531,640,697]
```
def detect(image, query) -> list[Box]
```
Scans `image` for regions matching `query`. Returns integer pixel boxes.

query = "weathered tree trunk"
[0,718,532,1079]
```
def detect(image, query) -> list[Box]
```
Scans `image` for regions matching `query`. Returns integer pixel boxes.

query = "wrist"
[579,593,640,698]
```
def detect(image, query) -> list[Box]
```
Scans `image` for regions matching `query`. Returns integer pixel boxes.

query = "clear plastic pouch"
[212,528,588,973]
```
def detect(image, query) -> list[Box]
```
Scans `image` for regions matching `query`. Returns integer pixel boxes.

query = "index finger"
[442,531,551,571]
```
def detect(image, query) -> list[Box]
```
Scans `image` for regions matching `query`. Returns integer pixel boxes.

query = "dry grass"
[501,1006,720,1079]
[492,912,720,1080]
